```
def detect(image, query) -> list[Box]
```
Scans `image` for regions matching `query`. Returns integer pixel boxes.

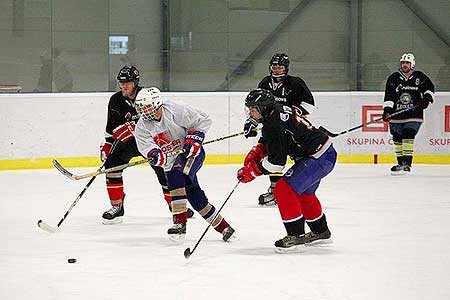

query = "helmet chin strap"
[271,71,286,83]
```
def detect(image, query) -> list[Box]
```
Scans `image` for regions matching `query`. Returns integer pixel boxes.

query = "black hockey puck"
[68,258,77,263]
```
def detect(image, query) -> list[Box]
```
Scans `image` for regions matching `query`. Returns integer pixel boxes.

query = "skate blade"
[169,234,186,243]
[306,238,333,246]
[258,203,277,207]
[274,244,306,254]
[223,233,239,243]
[390,171,407,176]
[102,217,123,225]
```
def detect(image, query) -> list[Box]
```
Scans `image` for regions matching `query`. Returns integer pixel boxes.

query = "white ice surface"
[1,164,450,300]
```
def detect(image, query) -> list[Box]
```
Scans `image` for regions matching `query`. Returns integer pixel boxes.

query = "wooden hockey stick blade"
[52,159,78,180]
[37,220,57,233]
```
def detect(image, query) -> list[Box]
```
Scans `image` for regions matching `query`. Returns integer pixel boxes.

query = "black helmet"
[269,53,289,81]
[245,88,276,121]
[117,65,140,87]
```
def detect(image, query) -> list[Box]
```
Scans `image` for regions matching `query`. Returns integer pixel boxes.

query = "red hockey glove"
[100,142,112,162]
[237,161,262,183]
[244,143,267,166]
[112,122,136,142]
[147,148,166,167]
[184,130,205,158]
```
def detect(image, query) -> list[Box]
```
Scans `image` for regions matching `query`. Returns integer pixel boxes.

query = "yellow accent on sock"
[402,139,415,156]
[394,141,403,157]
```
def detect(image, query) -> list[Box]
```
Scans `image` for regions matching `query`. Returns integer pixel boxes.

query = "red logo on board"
[362,105,388,132]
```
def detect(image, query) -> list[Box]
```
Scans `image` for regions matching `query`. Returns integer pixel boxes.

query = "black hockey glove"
[418,93,432,109]
[382,107,393,122]
[243,118,258,138]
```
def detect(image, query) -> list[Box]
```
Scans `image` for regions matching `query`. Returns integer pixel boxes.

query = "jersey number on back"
[281,105,313,129]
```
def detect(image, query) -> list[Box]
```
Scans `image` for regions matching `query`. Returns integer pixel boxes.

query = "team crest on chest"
[154,131,172,147]
[399,93,412,105]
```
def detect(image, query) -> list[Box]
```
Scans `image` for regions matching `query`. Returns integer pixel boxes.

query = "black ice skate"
[168,223,186,242]
[258,187,277,206]
[390,164,411,176]
[102,205,124,225]
[222,226,237,242]
[304,229,332,244]
[274,235,306,253]
[390,164,406,176]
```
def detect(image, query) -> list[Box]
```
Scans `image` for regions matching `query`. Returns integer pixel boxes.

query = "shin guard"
[273,178,303,221]
[298,194,323,221]
[106,183,125,206]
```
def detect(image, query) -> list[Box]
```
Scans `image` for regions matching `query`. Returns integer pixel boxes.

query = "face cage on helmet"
[270,65,287,78]
[245,106,264,122]
[136,103,161,121]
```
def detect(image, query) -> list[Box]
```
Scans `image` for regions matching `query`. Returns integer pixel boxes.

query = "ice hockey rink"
[1,163,449,300]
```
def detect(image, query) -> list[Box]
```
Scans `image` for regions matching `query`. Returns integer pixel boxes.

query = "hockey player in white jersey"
[134,87,236,242]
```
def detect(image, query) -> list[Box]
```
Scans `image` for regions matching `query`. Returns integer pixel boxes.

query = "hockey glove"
[243,118,258,138]
[184,130,205,158]
[100,142,112,162]
[112,121,136,142]
[382,107,393,122]
[147,148,166,167]
[237,161,262,183]
[418,93,432,109]
[244,143,267,165]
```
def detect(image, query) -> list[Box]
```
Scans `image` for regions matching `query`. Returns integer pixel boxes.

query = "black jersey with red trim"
[104,87,142,143]
[258,104,332,174]
[383,70,435,122]
[258,75,314,115]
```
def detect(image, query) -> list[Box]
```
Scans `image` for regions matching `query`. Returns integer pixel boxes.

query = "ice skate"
[390,164,406,176]
[274,235,306,253]
[168,223,186,242]
[258,187,277,206]
[304,229,332,245]
[222,226,238,242]
[102,205,124,225]
[403,165,411,173]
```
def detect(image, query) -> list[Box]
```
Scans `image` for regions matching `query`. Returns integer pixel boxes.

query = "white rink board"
[1,92,449,160]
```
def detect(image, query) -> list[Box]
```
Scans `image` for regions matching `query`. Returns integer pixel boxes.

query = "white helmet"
[135,87,163,120]
[400,53,415,69]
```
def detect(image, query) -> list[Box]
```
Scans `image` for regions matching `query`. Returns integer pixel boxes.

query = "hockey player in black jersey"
[243,53,316,205]
[382,53,435,175]
[237,89,336,252]
[100,65,193,223]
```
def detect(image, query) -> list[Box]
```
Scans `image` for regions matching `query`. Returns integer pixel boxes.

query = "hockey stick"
[184,180,241,259]
[318,106,417,138]
[53,130,253,181]
[37,140,120,233]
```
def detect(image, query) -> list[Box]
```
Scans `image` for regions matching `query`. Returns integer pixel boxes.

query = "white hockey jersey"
[134,99,212,171]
